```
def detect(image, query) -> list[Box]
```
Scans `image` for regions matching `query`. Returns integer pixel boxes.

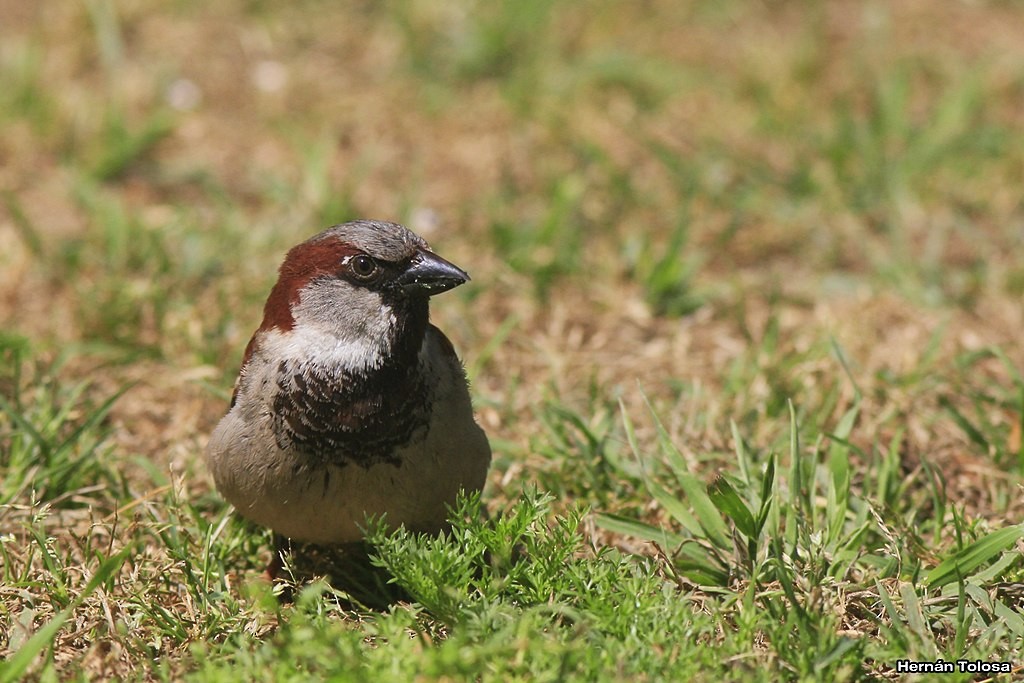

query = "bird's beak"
[397,249,470,296]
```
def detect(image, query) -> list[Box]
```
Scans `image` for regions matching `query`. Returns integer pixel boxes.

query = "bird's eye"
[349,254,380,281]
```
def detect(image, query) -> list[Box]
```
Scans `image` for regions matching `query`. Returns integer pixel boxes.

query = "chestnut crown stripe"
[228,239,361,408]
[260,239,363,333]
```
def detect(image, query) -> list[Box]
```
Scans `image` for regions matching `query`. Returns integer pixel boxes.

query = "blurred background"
[4,0,1024,521]
[4,0,1024,473]
[3,1,1024,675]
[2,0,1024,527]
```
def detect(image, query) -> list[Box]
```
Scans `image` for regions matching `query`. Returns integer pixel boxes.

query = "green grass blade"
[755,453,776,536]
[593,512,685,548]
[899,582,938,659]
[938,395,989,451]
[826,403,858,542]
[813,636,860,674]
[992,598,1024,638]
[648,481,704,539]
[829,337,862,401]
[0,392,50,458]
[54,383,132,454]
[0,547,130,683]
[707,475,756,539]
[926,525,1024,589]
[674,472,731,550]
[730,420,752,485]
[671,560,730,587]
[639,392,692,478]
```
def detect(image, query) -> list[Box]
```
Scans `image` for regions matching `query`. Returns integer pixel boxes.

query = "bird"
[206,219,491,548]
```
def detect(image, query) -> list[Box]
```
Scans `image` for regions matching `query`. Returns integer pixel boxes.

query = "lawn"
[3,1,1024,680]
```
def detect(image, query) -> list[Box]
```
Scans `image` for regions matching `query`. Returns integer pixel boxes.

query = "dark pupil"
[353,256,374,275]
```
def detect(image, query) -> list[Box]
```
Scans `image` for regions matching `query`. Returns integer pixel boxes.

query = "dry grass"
[3,0,1024,679]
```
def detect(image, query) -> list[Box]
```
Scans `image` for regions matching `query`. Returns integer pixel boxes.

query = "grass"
[3,0,1024,680]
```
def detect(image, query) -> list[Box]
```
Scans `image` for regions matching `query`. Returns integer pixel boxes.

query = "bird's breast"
[270,358,432,469]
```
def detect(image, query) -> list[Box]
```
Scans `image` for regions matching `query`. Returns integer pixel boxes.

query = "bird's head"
[255,219,469,369]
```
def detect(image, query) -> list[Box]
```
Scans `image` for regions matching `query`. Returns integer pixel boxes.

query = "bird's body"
[206,220,490,544]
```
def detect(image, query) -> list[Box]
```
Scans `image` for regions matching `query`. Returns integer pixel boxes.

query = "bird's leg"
[265,533,290,581]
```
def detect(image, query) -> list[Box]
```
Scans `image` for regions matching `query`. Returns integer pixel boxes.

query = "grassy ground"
[3,0,1024,680]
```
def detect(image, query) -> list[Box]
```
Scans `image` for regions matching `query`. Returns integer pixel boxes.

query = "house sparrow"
[207,220,491,546]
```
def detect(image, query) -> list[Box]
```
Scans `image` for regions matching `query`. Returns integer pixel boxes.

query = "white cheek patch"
[282,280,397,371]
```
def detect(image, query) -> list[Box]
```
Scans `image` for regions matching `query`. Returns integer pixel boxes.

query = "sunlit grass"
[3,0,1024,680]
